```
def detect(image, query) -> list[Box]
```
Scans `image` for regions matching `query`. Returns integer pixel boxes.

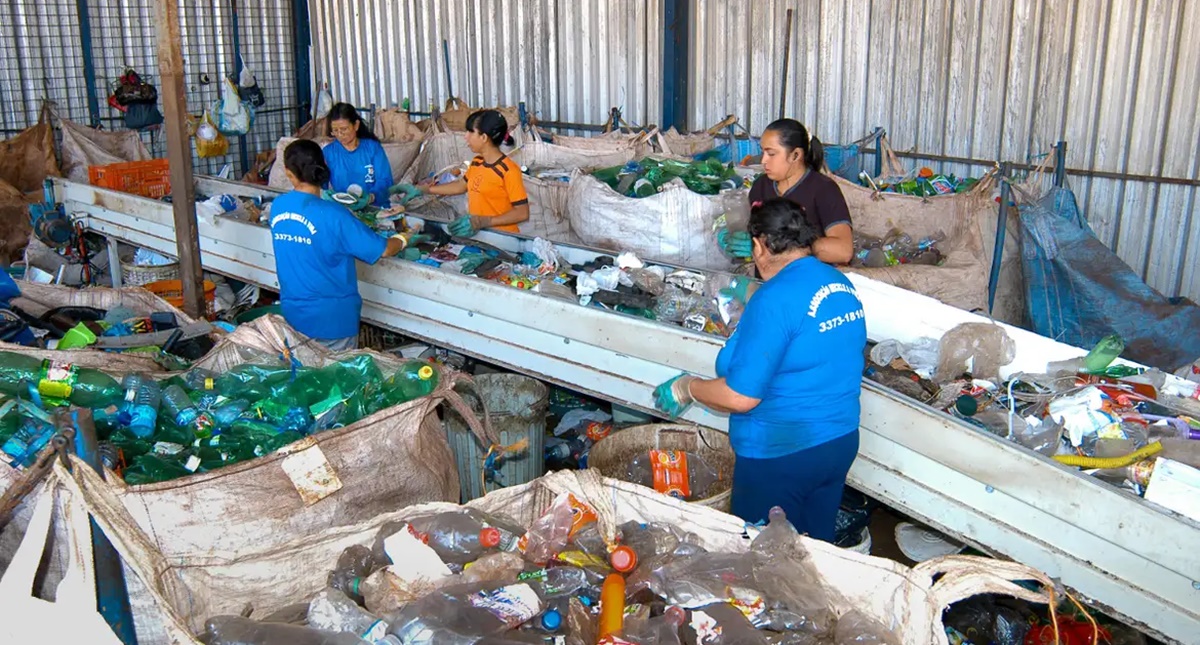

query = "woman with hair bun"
[655,198,867,542]
[323,102,395,207]
[270,139,421,350]
[718,118,854,265]
[408,109,529,237]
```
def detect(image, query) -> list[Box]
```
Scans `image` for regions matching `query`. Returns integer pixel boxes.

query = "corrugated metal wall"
[309,0,663,128]
[0,0,299,176]
[688,0,1200,302]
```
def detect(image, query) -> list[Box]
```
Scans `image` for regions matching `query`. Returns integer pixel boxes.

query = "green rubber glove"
[717,229,753,259]
[449,215,479,237]
[653,374,696,419]
[719,276,754,305]
[402,247,422,261]
[389,183,423,204]
[405,233,432,247]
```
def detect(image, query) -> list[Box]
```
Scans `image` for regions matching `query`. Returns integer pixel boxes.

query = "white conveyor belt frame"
[60,177,1199,643]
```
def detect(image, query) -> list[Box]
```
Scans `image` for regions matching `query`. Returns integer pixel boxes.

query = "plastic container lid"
[479,527,501,548]
[540,608,563,631]
[417,365,434,380]
[954,394,978,417]
[609,545,637,573]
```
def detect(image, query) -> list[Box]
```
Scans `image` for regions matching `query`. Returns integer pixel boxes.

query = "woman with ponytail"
[717,119,854,265]
[655,198,866,541]
[270,140,419,350]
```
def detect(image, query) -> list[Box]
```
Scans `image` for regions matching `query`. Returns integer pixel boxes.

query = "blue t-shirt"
[0,270,19,305]
[269,191,388,340]
[323,139,395,207]
[715,256,867,459]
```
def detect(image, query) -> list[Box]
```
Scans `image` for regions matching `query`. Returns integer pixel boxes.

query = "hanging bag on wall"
[237,65,266,108]
[194,110,229,158]
[211,77,254,136]
[112,68,158,106]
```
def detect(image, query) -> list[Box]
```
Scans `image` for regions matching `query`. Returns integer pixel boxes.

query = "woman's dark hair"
[326,102,377,141]
[283,139,331,187]
[465,109,514,147]
[748,198,819,254]
[764,118,824,172]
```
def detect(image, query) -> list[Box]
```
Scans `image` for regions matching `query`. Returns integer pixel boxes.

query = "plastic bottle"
[625,450,721,501]
[183,367,219,393]
[406,511,521,565]
[386,584,544,644]
[517,566,588,599]
[383,362,438,405]
[121,373,162,438]
[202,615,370,645]
[597,574,626,641]
[1,416,56,468]
[632,178,657,198]
[522,597,568,634]
[209,398,251,428]
[0,352,121,407]
[328,544,384,604]
[625,605,686,645]
[307,587,390,643]
[1083,334,1125,374]
[161,383,199,427]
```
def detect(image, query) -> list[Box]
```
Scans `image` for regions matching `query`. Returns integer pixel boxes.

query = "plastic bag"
[195,111,229,158]
[870,337,940,375]
[212,78,253,136]
[935,322,1016,382]
[237,66,266,108]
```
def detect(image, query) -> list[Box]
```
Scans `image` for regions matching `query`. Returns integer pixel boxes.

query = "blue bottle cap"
[541,608,563,631]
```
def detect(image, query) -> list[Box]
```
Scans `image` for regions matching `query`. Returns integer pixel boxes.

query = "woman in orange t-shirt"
[419,109,529,235]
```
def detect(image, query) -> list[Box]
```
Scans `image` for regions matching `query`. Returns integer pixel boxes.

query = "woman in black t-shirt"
[718,119,854,265]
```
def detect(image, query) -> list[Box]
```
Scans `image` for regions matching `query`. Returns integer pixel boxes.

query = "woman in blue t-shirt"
[272,140,422,350]
[654,198,868,541]
[322,103,395,207]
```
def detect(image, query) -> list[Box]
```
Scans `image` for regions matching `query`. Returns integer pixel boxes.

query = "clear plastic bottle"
[625,605,686,645]
[625,450,721,501]
[410,511,521,565]
[1,416,56,468]
[161,383,199,427]
[121,373,162,438]
[202,615,371,645]
[307,587,390,643]
[209,398,251,428]
[386,583,544,645]
[183,367,219,393]
[516,566,588,599]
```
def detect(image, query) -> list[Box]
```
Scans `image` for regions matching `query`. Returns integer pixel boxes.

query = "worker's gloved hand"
[719,276,755,305]
[402,247,422,261]
[654,374,696,419]
[404,233,432,247]
[389,183,424,204]
[717,229,753,259]
[449,215,481,237]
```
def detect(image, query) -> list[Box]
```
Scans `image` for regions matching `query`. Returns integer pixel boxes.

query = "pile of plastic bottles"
[6,303,215,363]
[851,229,947,268]
[591,158,748,198]
[858,168,980,197]
[0,351,438,484]
[200,497,899,644]
[864,328,1200,497]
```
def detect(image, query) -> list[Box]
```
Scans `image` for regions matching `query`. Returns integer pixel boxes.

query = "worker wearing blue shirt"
[654,198,867,541]
[271,140,423,350]
[322,103,394,207]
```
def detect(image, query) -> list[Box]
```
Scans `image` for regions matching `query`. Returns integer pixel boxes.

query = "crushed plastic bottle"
[385,583,544,644]
[624,605,686,645]
[121,374,162,438]
[160,383,200,427]
[328,545,385,605]
[307,587,391,643]
[0,352,121,407]
[409,510,522,565]
[202,615,371,644]
[625,450,721,501]
[516,566,588,599]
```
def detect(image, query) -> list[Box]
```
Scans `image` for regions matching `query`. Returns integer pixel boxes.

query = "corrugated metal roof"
[309,0,663,128]
[688,0,1200,302]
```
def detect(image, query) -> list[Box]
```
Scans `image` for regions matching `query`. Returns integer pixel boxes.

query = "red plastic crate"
[88,159,171,198]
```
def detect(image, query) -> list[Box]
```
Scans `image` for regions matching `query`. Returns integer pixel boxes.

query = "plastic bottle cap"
[954,394,978,417]
[541,608,563,631]
[479,527,501,548]
[417,365,434,380]
[609,545,637,573]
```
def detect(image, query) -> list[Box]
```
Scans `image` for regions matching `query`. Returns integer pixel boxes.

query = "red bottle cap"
[609,545,638,573]
[479,527,501,548]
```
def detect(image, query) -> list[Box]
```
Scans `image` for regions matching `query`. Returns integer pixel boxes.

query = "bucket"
[233,304,281,324]
[587,423,734,511]
[445,373,549,501]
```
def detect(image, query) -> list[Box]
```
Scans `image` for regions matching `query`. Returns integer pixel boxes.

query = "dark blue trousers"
[730,430,860,542]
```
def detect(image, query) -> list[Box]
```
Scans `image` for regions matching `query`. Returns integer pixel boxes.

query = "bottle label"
[152,442,185,456]
[183,455,202,472]
[361,619,388,643]
[649,450,691,499]
[585,422,612,442]
[38,360,78,400]
[467,583,542,628]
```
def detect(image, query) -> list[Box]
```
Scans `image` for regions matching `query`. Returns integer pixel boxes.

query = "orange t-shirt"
[464,154,528,233]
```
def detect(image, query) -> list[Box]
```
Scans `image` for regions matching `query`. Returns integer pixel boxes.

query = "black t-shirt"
[748,171,853,233]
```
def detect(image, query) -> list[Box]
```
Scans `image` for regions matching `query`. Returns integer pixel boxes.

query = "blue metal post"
[67,408,138,644]
[293,0,313,130]
[76,0,101,128]
[518,101,529,129]
[1054,140,1068,187]
[988,162,1012,313]
[661,0,689,130]
[229,1,250,177]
